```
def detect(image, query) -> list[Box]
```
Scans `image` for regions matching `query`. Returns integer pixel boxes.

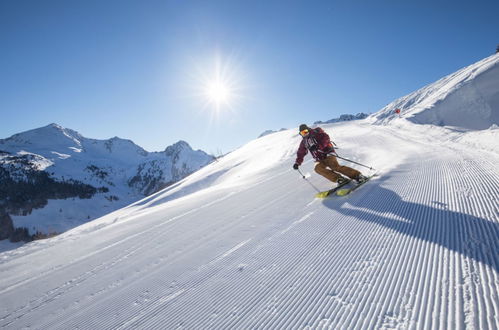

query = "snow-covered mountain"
[0,124,214,240]
[0,54,497,329]
[258,128,287,138]
[371,54,499,130]
[258,113,370,138]
[314,112,369,125]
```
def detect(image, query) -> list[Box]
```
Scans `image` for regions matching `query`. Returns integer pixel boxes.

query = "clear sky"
[1,0,498,154]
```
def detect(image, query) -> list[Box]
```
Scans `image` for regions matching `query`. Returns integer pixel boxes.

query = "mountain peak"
[1,123,83,149]
[101,136,148,156]
[173,140,191,149]
[47,123,63,130]
[31,123,81,137]
[164,140,192,155]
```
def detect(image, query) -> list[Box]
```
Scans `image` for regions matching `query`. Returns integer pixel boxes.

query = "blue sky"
[1,0,498,154]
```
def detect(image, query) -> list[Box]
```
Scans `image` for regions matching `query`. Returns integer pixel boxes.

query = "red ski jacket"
[295,127,335,165]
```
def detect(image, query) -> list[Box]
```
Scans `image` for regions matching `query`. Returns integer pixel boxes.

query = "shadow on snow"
[322,175,499,272]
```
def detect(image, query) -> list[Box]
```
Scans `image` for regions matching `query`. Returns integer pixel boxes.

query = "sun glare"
[192,53,245,117]
[206,81,230,105]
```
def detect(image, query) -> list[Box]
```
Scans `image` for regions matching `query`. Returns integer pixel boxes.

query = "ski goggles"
[299,129,309,137]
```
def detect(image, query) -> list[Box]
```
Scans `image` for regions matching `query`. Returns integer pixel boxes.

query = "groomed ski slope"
[0,118,498,329]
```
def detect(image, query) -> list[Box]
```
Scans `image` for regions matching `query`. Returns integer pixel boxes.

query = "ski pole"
[333,154,375,171]
[297,168,321,192]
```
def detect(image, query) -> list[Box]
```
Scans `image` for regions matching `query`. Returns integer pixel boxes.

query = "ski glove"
[309,145,318,151]
[293,163,299,170]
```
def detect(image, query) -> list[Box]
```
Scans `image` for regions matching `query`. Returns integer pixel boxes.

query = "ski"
[336,174,377,196]
[315,179,351,198]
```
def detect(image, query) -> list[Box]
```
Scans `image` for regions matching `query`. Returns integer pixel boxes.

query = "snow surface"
[0,56,498,328]
[371,54,499,130]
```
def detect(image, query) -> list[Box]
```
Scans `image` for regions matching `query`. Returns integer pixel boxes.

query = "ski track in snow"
[0,124,498,329]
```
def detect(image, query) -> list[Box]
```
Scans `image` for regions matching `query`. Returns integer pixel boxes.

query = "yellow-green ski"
[336,174,377,196]
[315,179,351,198]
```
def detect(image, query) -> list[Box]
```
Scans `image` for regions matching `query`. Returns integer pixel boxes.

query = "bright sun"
[206,81,230,106]
[191,53,245,118]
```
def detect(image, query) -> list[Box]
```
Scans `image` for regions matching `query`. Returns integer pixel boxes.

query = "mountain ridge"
[0,124,214,241]
[370,54,499,129]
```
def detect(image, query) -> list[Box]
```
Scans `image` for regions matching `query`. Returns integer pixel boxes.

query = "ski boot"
[337,177,350,185]
[354,174,369,184]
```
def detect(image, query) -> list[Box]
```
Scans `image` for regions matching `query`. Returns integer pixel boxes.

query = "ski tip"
[336,189,350,196]
[315,191,330,198]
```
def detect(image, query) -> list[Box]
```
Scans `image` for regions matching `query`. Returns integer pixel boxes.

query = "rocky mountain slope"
[0,124,214,241]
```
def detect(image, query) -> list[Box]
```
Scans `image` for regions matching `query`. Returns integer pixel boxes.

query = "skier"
[293,124,368,185]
